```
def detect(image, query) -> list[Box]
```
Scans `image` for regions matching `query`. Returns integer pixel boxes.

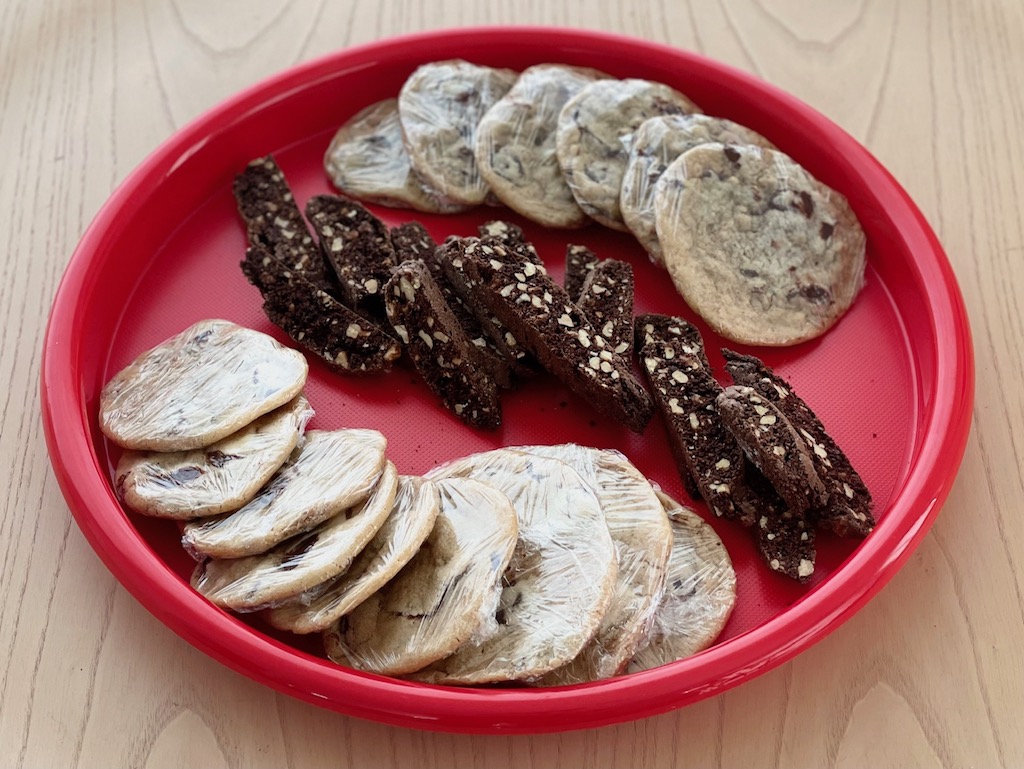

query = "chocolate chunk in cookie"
[384,260,502,429]
[723,349,875,536]
[576,259,634,355]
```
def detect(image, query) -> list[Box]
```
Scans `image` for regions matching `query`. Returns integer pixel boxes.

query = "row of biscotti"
[635,315,875,581]
[232,155,651,433]
[97,328,736,684]
[324,60,867,346]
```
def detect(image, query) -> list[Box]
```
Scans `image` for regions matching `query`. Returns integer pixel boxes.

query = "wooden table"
[3,1,1022,766]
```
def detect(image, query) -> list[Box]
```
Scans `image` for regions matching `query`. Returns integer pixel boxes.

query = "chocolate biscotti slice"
[454,238,653,432]
[392,222,512,389]
[723,350,875,537]
[717,385,828,516]
[745,468,816,582]
[634,314,754,524]
[233,156,336,293]
[242,246,401,374]
[434,237,540,377]
[304,194,396,318]
[383,260,502,429]
[564,244,601,300]
[478,219,527,246]
[576,259,634,355]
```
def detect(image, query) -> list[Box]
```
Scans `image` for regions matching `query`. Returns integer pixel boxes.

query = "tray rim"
[40,26,974,734]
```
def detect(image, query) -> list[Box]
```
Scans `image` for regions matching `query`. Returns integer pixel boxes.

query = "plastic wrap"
[653,143,867,346]
[555,79,702,231]
[190,463,398,611]
[266,475,441,633]
[397,60,518,206]
[115,394,314,519]
[406,450,617,685]
[181,429,387,559]
[620,114,776,264]
[323,476,518,676]
[99,319,308,451]
[627,491,737,673]
[474,64,607,228]
[324,98,469,214]
[514,445,672,685]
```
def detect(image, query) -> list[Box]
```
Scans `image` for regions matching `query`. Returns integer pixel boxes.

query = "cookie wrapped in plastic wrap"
[653,142,867,346]
[324,99,469,214]
[181,429,387,559]
[190,463,399,611]
[514,445,672,685]
[398,60,518,206]
[406,450,618,684]
[99,319,308,451]
[115,394,314,519]
[323,477,517,675]
[627,491,736,672]
[475,64,608,228]
[555,79,702,230]
[620,114,775,264]
[267,475,441,633]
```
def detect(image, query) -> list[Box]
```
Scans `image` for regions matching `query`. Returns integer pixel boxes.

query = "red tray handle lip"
[40,26,974,734]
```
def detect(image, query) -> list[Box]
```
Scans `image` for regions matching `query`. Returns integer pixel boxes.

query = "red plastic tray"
[41,28,973,733]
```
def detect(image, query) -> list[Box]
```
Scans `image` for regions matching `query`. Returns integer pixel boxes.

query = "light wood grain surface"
[2,0,1022,766]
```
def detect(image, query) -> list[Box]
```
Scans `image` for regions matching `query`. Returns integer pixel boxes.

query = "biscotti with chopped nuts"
[723,350,875,537]
[564,244,601,300]
[750,468,817,582]
[454,237,653,433]
[391,222,512,389]
[576,259,634,355]
[634,314,754,524]
[717,385,828,516]
[478,219,527,246]
[233,156,336,293]
[304,194,396,318]
[434,237,540,377]
[242,246,401,374]
[383,260,502,429]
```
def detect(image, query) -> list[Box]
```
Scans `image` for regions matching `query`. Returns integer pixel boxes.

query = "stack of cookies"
[325,59,867,346]
[100,326,737,684]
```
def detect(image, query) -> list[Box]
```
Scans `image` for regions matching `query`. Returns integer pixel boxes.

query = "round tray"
[41,27,973,733]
